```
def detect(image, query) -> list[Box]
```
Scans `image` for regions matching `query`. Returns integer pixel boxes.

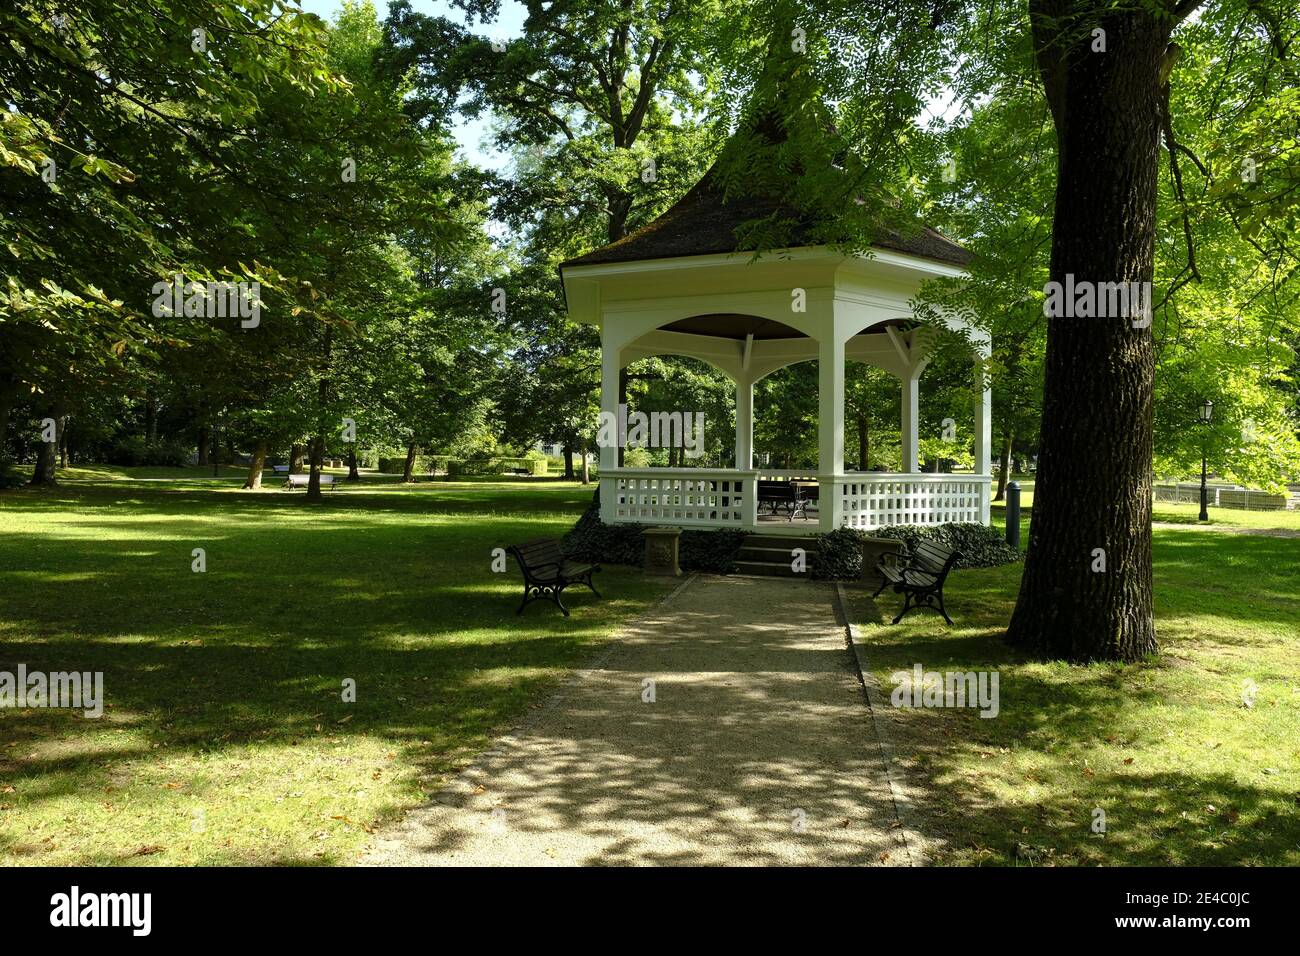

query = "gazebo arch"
[559,145,990,535]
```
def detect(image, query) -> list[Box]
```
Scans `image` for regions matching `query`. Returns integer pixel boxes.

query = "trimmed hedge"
[376,454,459,476]
[813,522,1022,581]
[811,527,865,580]
[447,456,547,477]
[562,504,745,573]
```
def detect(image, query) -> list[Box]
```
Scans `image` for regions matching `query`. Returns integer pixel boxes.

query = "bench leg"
[891,593,911,625]
[552,586,570,617]
[871,576,889,599]
[584,575,601,598]
[937,590,954,626]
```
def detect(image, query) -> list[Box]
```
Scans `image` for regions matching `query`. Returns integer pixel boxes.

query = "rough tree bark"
[198,427,210,468]
[1006,2,1183,662]
[402,442,418,483]
[995,427,1014,501]
[305,435,326,501]
[30,404,66,486]
[243,440,268,490]
[563,443,575,480]
[289,444,304,474]
[347,447,359,481]
[580,443,590,484]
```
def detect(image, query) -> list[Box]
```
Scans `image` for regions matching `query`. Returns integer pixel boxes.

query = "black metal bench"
[872,539,962,625]
[507,538,601,617]
[757,480,810,520]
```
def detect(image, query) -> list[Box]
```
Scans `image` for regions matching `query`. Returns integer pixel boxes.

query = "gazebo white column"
[598,336,621,518]
[901,371,921,473]
[817,333,845,530]
[974,339,993,522]
[735,378,754,469]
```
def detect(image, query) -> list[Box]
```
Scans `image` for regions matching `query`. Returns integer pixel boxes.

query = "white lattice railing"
[604,468,754,527]
[836,473,991,529]
[599,469,991,530]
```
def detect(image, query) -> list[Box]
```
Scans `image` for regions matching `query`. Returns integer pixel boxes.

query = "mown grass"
[992,477,1300,530]
[847,521,1300,866]
[0,469,667,865]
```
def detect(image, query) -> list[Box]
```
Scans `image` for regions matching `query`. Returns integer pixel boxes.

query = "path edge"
[832,581,925,867]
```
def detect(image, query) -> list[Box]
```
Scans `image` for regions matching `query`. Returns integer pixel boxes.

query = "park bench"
[757,479,810,520]
[272,465,290,474]
[872,539,962,625]
[508,467,532,476]
[283,473,336,490]
[507,538,601,617]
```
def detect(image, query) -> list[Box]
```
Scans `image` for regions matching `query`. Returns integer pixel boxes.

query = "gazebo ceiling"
[661,314,807,340]
[657,314,917,341]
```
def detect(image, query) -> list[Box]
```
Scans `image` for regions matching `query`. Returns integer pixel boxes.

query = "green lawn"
[0,469,668,865]
[847,522,1300,865]
[992,477,1300,531]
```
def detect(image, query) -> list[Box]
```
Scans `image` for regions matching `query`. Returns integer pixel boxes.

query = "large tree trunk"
[580,443,590,484]
[197,427,210,468]
[563,443,575,480]
[1006,5,1169,663]
[995,427,1014,501]
[402,442,418,483]
[30,405,66,486]
[347,446,359,481]
[305,435,325,502]
[0,374,17,455]
[289,444,304,474]
[243,440,268,490]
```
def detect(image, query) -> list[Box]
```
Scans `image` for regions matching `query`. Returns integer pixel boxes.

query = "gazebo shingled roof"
[559,155,972,271]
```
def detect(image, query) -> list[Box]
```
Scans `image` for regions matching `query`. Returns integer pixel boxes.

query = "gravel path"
[362,574,905,866]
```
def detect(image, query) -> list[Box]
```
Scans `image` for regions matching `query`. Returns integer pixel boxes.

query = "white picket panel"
[600,470,990,530]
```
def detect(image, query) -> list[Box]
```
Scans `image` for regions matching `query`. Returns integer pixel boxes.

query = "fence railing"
[600,469,992,530]
[836,473,990,529]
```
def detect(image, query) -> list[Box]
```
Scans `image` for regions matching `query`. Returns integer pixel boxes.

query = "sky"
[296,0,528,170]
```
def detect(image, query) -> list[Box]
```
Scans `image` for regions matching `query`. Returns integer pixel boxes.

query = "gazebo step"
[743,533,820,549]
[735,533,820,577]
[733,559,814,578]
[737,544,818,562]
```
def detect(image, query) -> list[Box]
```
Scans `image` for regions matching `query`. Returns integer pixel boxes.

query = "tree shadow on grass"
[841,550,1300,866]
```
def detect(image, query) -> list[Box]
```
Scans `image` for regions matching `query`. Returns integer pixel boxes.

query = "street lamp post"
[1198,399,1213,521]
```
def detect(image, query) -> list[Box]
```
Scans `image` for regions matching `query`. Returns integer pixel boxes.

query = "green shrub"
[811,527,864,580]
[562,505,745,573]
[873,522,1021,568]
[563,505,644,566]
[447,456,547,477]
[812,522,1021,581]
[680,528,746,573]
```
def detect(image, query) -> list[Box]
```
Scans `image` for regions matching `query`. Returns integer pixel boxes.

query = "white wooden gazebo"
[560,144,991,536]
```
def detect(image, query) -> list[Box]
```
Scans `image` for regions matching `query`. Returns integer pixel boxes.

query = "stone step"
[743,533,821,549]
[733,559,817,578]
[737,543,817,562]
